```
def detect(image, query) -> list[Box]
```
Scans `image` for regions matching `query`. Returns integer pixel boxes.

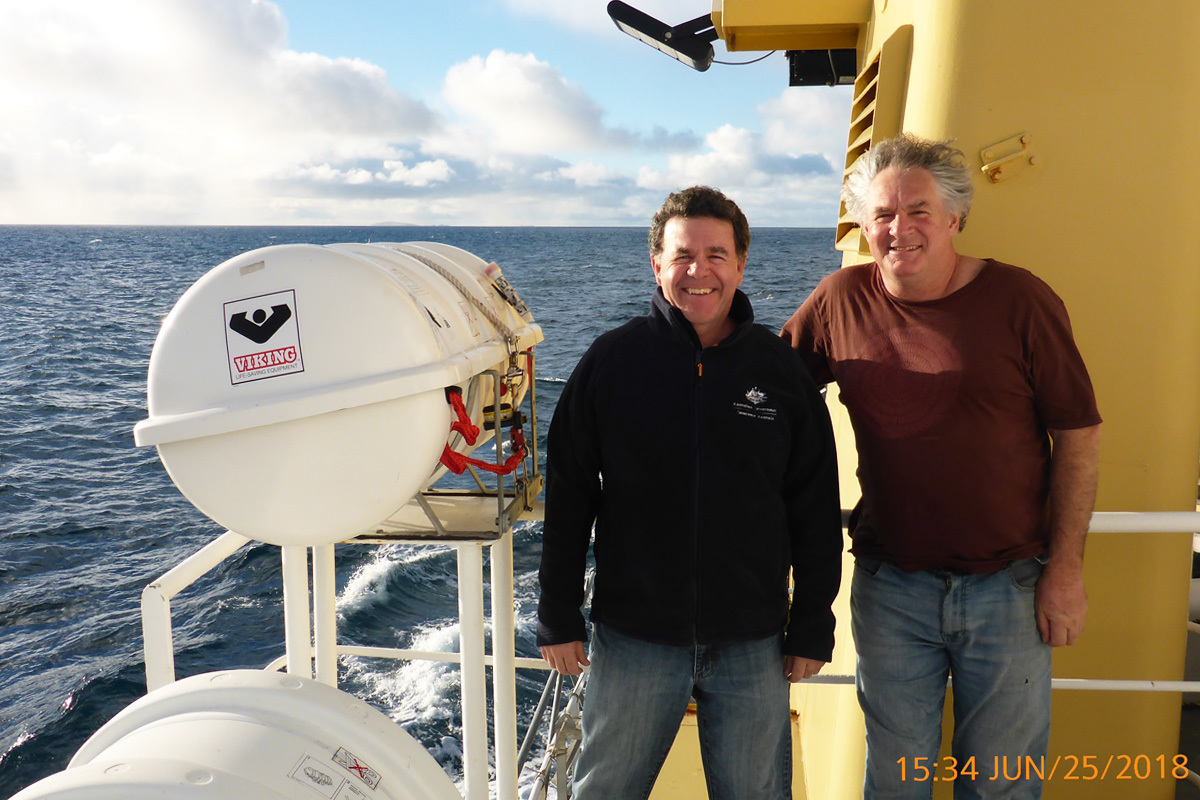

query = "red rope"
[439,443,526,475]
[439,389,526,476]
[446,387,479,445]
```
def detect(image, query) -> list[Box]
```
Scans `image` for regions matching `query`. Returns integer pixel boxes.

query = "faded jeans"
[572,622,792,800]
[852,557,1051,800]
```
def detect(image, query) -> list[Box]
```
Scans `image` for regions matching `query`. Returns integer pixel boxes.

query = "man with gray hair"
[782,133,1101,798]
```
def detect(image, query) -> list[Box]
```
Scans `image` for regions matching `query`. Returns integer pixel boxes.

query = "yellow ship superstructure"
[650,2,1200,798]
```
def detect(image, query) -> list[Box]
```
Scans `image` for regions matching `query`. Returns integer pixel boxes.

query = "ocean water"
[0,224,839,797]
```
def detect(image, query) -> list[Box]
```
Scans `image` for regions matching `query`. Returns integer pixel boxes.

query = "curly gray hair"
[842,133,974,231]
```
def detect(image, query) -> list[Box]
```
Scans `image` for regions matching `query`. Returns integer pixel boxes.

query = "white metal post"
[140,589,175,693]
[281,545,313,678]
[456,542,489,800]
[312,543,338,687]
[490,532,518,800]
[141,530,250,692]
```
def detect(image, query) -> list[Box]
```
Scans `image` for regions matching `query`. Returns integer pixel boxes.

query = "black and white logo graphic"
[734,385,778,421]
[223,290,304,385]
[229,304,292,344]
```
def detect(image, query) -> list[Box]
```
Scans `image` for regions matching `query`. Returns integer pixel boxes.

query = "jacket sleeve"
[536,343,604,647]
[782,358,843,660]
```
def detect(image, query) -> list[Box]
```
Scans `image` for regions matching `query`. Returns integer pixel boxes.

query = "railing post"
[281,545,313,679]
[139,531,251,692]
[141,583,175,693]
[456,542,489,800]
[312,543,338,687]
[491,531,518,800]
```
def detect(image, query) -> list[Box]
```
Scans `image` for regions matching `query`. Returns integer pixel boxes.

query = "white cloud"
[760,86,854,161]
[0,0,851,225]
[0,0,436,223]
[634,83,853,227]
[538,160,622,188]
[636,123,837,190]
[440,50,615,155]
[501,0,706,35]
[380,159,455,187]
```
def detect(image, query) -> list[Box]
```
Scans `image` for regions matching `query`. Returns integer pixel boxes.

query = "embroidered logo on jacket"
[734,386,778,421]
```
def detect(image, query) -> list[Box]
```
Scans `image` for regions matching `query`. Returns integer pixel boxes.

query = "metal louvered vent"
[835,55,881,253]
[834,26,912,256]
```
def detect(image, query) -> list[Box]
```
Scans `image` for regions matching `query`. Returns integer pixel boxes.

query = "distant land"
[370,221,421,226]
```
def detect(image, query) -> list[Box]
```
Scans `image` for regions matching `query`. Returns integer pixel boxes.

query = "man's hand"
[1035,559,1087,646]
[541,641,590,675]
[784,656,827,683]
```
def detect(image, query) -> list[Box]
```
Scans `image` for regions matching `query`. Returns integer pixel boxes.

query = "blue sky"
[0,0,853,226]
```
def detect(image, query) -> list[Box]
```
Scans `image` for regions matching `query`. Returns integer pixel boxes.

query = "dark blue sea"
[0,225,838,797]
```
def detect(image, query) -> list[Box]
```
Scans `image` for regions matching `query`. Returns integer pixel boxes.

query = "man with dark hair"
[538,185,843,799]
[783,133,1101,799]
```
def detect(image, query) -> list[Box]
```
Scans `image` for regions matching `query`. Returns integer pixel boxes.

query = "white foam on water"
[337,544,455,617]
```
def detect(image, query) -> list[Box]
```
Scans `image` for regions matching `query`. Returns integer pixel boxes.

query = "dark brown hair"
[648,186,750,259]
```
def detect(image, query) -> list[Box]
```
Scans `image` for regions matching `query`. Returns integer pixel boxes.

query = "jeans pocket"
[1007,556,1045,591]
[855,556,883,576]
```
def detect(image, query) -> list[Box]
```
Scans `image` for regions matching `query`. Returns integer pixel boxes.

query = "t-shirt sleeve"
[780,283,836,386]
[1025,278,1102,430]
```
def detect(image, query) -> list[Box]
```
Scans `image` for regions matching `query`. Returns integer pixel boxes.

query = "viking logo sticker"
[224,289,305,385]
[229,304,292,343]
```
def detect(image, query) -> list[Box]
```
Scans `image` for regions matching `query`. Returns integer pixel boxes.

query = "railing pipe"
[518,674,559,773]
[457,542,489,800]
[141,530,250,691]
[313,543,338,686]
[491,531,519,800]
[793,675,1200,693]
[336,644,546,670]
[281,545,313,679]
[1088,511,1200,532]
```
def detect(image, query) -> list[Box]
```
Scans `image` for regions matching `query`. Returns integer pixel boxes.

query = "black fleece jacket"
[536,288,842,660]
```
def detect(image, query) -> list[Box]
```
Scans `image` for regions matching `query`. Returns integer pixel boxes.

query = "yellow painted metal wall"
[646,2,1200,798]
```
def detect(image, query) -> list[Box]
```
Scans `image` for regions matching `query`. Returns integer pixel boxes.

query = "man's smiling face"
[862,166,961,297]
[652,215,745,346]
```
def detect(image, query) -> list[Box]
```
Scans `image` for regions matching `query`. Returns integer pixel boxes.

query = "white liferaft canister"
[132,242,541,547]
[7,670,461,800]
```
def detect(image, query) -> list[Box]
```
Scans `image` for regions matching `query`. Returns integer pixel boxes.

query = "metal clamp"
[980,133,1039,183]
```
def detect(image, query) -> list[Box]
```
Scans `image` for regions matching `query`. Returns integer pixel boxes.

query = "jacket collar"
[647,287,755,349]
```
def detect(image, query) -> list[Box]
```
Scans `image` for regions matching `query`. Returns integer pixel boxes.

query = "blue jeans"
[852,558,1051,800]
[572,623,792,800]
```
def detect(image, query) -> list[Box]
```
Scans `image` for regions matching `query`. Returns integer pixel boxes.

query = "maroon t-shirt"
[782,260,1101,572]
